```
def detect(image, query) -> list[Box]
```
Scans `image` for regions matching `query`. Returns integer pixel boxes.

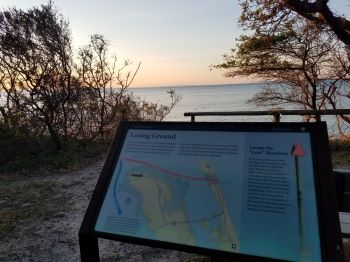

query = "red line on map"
[122,157,218,183]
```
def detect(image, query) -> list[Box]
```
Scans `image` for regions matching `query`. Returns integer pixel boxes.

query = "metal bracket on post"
[272,112,280,122]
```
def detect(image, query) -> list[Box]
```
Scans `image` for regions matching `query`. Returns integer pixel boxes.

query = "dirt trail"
[0,161,205,262]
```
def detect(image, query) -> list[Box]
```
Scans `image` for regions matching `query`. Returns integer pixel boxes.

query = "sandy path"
[0,161,205,262]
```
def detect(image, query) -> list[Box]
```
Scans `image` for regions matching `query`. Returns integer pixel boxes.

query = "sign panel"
[94,126,322,261]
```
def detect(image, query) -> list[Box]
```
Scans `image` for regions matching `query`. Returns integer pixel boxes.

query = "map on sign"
[114,158,238,251]
[95,128,321,261]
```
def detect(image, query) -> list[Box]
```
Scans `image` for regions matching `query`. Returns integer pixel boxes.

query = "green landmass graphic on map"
[120,158,240,251]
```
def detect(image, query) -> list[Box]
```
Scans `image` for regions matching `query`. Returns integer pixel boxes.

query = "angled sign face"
[80,121,344,262]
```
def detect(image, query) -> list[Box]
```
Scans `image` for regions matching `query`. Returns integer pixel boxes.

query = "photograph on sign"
[95,127,321,261]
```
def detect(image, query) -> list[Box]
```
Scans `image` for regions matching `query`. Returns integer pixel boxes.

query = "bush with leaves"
[0,2,181,151]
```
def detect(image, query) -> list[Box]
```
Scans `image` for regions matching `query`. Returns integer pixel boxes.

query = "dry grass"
[0,180,71,238]
[330,139,350,168]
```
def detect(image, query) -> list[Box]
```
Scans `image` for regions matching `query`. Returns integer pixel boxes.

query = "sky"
[1,0,350,87]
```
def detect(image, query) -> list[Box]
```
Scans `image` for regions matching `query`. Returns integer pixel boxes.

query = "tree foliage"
[0,2,180,150]
[239,0,350,46]
[214,0,350,126]
[0,2,74,149]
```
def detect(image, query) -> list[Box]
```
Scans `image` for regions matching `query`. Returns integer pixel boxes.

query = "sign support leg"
[79,234,99,262]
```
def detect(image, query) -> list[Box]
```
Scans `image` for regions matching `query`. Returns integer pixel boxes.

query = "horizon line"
[131,81,270,89]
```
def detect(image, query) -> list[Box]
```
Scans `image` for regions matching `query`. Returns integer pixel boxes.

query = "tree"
[137,89,182,121]
[239,0,350,46]
[75,35,181,140]
[214,7,350,123]
[75,34,141,141]
[0,2,181,150]
[0,1,74,149]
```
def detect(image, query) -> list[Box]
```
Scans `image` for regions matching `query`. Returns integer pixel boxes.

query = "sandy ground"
[0,161,207,262]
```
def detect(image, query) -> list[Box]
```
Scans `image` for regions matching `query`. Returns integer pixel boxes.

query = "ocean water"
[0,83,348,135]
[129,83,350,136]
[130,83,270,122]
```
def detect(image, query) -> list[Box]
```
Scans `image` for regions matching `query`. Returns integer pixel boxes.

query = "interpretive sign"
[79,121,344,261]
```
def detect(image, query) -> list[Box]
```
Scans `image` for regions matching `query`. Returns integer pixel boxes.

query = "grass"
[0,128,108,237]
[330,139,350,168]
[0,180,71,238]
[0,127,109,175]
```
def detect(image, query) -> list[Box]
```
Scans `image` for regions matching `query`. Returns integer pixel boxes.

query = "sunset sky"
[2,0,350,87]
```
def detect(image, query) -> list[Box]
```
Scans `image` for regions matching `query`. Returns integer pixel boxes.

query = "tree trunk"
[47,125,62,150]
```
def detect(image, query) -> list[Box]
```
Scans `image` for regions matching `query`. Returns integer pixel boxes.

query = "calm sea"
[130,83,267,122]
[0,83,348,135]
[129,83,350,136]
